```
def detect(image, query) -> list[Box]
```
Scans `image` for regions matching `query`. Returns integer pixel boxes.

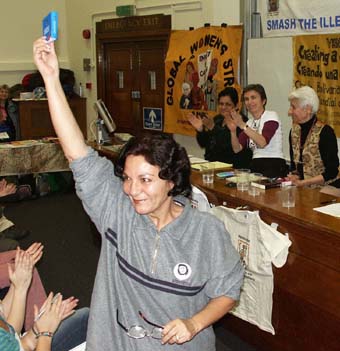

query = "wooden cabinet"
[15,98,87,139]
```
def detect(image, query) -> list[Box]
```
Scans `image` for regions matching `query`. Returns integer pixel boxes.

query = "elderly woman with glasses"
[286,86,339,187]
[33,37,244,351]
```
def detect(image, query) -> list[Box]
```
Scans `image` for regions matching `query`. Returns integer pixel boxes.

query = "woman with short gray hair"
[287,86,339,187]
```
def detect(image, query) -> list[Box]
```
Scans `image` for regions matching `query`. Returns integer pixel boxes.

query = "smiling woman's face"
[243,90,266,118]
[122,155,174,217]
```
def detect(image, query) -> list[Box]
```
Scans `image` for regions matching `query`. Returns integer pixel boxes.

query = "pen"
[320,199,337,205]
[34,293,60,322]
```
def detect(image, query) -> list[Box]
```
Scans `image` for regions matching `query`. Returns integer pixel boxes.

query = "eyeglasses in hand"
[116,309,164,339]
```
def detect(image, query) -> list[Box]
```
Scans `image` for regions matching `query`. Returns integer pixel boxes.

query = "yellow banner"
[164,25,243,136]
[293,34,340,136]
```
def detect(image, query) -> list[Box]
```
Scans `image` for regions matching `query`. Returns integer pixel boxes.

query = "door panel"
[106,44,134,130]
[137,41,165,111]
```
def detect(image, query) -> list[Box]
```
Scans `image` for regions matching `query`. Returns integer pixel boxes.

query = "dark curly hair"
[114,134,192,198]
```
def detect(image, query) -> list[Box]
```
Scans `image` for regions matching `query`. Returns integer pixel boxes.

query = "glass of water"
[235,169,251,191]
[201,165,214,184]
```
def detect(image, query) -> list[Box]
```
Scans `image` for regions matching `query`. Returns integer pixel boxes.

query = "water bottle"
[96,119,104,145]
[79,83,83,97]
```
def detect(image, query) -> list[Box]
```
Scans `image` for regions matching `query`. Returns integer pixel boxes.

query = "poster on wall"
[164,25,242,136]
[259,0,340,37]
[293,33,340,136]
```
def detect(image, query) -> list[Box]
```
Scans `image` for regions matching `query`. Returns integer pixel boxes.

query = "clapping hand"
[0,179,17,197]
[35,293,78,323]
[230,109,244,128]
[34,293,65,334]
[8,248,34,292]
[187,112,204,131]
[25,242,44,265]
[223,111,237,132]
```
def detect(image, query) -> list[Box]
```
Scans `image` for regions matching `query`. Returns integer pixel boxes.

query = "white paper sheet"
[313,203,340,217]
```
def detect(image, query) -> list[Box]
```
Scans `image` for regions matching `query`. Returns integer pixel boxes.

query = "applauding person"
[0,244,88,351]
[226,84,287,178]
[187,87,252,169]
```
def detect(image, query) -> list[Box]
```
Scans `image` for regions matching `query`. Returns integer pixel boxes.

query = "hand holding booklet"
[43,11,58,42]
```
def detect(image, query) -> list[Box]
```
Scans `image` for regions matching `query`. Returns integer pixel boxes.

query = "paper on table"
[191,161,233,171]
[313,203,340,217]
[68,342,86,351]
[189,156,208,164]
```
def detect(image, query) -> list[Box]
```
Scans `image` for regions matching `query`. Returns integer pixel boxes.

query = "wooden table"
[91,143,340,351]
[193,172,340,351]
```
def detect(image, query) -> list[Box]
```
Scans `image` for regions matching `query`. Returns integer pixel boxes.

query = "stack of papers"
[313,203,340,217]
[188,155,208,164]
[191,161,233,171]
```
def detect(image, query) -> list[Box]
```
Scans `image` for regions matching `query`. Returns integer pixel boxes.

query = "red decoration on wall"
[82,29,91,39]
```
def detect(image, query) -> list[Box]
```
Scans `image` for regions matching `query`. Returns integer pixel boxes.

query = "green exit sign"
[116,5,136,17]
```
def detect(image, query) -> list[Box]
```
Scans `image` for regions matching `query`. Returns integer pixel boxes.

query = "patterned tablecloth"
[0,141,69,176]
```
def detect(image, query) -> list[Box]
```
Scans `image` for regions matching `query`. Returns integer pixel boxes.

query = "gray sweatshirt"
[70,148,244,351]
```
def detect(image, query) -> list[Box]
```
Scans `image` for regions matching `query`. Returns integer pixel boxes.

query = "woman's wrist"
[32,323,54,338]
[35,331,54,338]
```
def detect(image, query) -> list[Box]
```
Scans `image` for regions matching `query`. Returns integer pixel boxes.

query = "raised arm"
[33,37,88,162]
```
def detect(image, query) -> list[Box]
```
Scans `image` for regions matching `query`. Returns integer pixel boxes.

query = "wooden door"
[96,14,171,137]
[104,40,166,136]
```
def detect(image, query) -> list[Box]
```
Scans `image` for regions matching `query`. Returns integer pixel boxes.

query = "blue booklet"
[42,11,58,42]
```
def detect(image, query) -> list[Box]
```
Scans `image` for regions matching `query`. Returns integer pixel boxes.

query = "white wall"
[0,0,241,157]
[248,37,293,160]
[0,0,69,86]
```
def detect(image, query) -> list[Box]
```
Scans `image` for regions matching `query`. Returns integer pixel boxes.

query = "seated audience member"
[0,84,18,142]
[187,87,252,169]
[0,245,89,351]
[0,243,46,329]
[226,84,287,178]
[287,86,339,187]
[0,179,31,252]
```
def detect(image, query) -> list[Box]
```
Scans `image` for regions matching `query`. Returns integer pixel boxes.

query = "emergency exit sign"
[116,5,136,17]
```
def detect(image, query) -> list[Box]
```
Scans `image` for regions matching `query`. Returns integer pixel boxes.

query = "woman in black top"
[187,87,252,169]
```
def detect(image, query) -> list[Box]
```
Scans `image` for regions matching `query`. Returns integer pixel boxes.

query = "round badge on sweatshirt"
[173,263,192,281]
